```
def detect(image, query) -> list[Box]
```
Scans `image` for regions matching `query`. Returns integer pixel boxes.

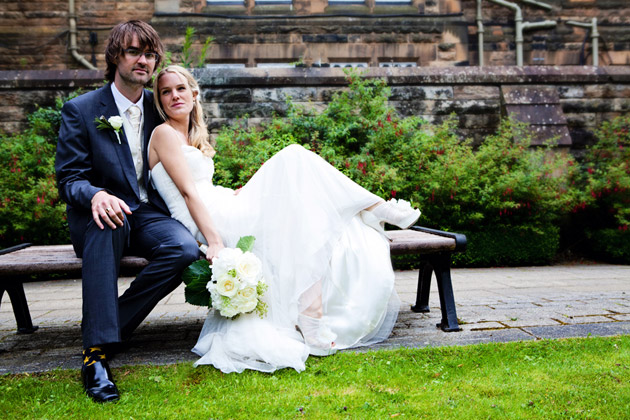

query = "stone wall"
[1,66,629,151]
[1,1,629,71]
[0,1,154,70]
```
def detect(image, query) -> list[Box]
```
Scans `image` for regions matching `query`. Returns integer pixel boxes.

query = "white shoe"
[370,199,421,230]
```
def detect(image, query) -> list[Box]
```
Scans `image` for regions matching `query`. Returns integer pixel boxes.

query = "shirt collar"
[111,82,144,116]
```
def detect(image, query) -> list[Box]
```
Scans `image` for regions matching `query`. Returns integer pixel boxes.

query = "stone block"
[252,87,318,102]
[389,86,453,101]
[438,51,457,61]
[501,85,560,105]
[557,85,585,99]
[458,113,502,128]
[202,88,252,103]
[565,112,597,128]
[302,34,348,43]
[453,85,500,100]
[390,100,431,117]
[524,322,630,340]
[219,102,288,119]
[562,98,616,113]
[504,104,567,125]
[433,99,501,115]
[200,102,220,118]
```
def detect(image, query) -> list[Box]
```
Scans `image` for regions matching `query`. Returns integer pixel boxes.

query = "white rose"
[108,116,124,130]
[212,247,243,274]
[215,272,239,298]
[219,303,240,318]
[231,286,258,314]
[209,288,224,311]
[235,252,263,286]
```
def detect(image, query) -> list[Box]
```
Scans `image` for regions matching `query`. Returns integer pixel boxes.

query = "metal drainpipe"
[477,0,485,66]
[519,0,552,11]
[567,18,599,66]
[68,0,97,70]
[487,0,556,66]
[486,0,524,65]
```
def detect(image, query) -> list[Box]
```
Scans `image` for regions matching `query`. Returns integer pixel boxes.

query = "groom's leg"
[81,218,130,348]
[118,204,199,340]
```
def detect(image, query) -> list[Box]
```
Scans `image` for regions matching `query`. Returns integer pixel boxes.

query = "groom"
[55,20,199,403]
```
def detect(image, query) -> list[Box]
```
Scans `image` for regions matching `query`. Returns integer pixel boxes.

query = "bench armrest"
[0,243,32,256]
[409,226,467,253]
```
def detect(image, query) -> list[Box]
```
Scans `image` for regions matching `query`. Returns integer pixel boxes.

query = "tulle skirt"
[191,144,399,373]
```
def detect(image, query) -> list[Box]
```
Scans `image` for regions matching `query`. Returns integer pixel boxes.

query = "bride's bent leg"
[278,145,419,229]
[297,280,338,355]
[300,280,323,319]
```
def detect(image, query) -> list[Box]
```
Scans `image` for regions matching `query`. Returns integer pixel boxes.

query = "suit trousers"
[79,203,199,348]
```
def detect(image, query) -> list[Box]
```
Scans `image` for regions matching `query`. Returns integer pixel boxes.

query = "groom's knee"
[158,236,200,269]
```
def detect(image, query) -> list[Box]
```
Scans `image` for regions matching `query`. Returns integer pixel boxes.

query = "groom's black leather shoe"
[103,340,132,360]
[81,360,120,403]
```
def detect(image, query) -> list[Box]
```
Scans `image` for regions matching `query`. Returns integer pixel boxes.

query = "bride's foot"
[370,199,421,229]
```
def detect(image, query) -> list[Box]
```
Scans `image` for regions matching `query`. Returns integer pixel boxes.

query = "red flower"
[391,190,397,198]
[587,168,594,174]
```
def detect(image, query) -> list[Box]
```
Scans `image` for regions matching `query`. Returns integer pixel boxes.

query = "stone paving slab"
[1,263,629,374]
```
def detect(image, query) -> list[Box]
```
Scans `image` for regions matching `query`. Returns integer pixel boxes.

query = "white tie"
[126,105,148,202]
[127,105,142,140]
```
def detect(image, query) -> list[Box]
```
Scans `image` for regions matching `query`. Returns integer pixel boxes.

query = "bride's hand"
[204,240,225,263]
[234,188,242,195]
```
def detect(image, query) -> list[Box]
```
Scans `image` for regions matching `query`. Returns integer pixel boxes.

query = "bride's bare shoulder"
[151,123,181,147]
[153,123,177,138]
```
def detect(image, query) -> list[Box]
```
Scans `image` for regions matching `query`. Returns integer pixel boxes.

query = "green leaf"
[236,236,255,252]
[184,286,211,308]
[181,259,211,286]
[182,259,213,307]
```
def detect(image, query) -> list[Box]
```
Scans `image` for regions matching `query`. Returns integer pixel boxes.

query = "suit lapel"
[99,84,141,198]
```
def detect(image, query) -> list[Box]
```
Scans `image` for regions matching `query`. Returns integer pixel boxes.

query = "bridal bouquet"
[182,236,268,319]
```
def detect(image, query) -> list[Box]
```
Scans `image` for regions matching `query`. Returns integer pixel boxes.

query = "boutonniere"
[94,115,124,144]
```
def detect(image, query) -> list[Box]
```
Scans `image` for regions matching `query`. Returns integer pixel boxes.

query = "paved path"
[1,263,629,374]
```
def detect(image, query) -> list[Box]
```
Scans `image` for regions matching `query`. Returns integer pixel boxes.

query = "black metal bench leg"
[1,283,38,334]
[411,260,433,313]
[431,253,461,332]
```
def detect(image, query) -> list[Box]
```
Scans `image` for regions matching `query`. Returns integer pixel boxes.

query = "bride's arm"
[150,125,225,261]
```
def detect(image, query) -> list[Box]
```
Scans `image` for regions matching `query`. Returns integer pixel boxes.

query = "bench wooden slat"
[387,230,456,255]
[0,244,149,276]
[0,230,455,276]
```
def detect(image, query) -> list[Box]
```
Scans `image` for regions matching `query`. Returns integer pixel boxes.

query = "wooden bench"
[0,226,466,334]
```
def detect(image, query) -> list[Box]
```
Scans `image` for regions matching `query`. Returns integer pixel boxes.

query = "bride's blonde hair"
[154,65,215,157]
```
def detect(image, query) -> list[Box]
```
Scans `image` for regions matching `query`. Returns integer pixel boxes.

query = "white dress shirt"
[111,83,148,202]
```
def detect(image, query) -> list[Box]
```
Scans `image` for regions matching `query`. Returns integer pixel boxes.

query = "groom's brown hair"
[104,20,164,82]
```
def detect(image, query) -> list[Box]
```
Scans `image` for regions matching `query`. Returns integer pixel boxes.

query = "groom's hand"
[91,190,132,230]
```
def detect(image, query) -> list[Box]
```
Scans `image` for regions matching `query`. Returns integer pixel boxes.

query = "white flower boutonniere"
[95,115,124,144]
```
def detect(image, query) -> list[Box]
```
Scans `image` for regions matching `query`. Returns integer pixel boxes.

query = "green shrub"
[569,114,630,262]
[454,225,560,267]
[0,95,76,248]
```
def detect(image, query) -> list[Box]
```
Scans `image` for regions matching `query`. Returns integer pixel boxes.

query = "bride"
[149,65,420,373]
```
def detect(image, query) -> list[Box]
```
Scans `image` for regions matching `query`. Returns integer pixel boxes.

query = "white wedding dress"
[150,143,399,373]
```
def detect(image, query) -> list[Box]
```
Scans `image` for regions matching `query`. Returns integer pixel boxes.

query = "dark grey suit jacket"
[55,83,167,253]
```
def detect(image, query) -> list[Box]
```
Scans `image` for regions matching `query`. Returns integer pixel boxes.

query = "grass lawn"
[1,335,628,419]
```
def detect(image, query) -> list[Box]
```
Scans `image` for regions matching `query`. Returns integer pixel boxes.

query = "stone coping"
[1,66,629,90]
